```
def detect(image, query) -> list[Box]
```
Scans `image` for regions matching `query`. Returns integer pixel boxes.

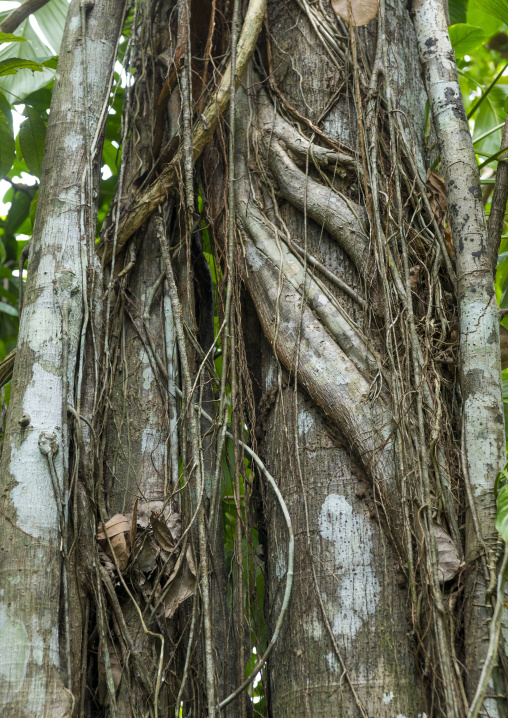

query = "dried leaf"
[152,514,176,552]
[137,500,164,528]
[433,524,461,582]
[134,535,159,574]
[162,547,197,618]
[332,0,379,26]
[97,514,131,571]
[444,226,454,258]
[166,511,182,542]
[97,513,131,540]
[110,532,130,571]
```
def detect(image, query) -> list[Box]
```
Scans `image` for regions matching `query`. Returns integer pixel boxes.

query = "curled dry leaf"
[136,500,173,528]
[97,513,131,572]
[134,534,160,574]
[152,514,176,552]
[433,523,462,583]
[97,513,131,540]
[332,0,379,26]
[162,546,197,619]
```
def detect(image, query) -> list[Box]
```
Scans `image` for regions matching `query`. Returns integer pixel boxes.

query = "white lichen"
[319,494,380,640]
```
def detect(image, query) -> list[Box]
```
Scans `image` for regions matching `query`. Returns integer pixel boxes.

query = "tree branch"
[0,0,50,34]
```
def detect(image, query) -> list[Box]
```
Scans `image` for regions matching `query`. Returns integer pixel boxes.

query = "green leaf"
[449,24,487,56]
[0,57,43,77]
[482,0,508,25]
[0,286,18,305]
[0,90,12,127]
[468,0,505,37]
[496,464,508,540]
[5,189,34,235]
[473,84,508,155]
[33,0,68,54]
[448,0,468,25]
[0,302,18,317]
[0,21,55,101]
[0,33,27,43]
[40,56,58,70]
[23,86,51,115]
[19,107,46,178]
[0,107,14,178]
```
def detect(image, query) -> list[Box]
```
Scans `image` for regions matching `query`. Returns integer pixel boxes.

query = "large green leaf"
[0,302,18,317]
[482,0,508,24]
[449,24,487,56]
[0,89,12,127]
[33,0,68,54]
[0,108,14,179]
[0,58,44,77]
[472,84,508,155]
[468,0,504,38]
[449,0,468,25]
[0,21,54,101]
[18,107,46,178]
[0,33,27,43]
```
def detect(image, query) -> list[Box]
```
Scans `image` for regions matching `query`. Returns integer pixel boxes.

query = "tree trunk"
[1,0,506,716]
[0,0,124,714]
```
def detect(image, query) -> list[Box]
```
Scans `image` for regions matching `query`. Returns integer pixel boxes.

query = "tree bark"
[0,0,124,713]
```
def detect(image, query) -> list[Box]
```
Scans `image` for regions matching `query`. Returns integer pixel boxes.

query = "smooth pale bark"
[413,0,506,709]
[0,0,124,714]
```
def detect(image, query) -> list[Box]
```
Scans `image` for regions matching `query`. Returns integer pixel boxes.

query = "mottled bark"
[412,0,506,710]
[238,1,427,714]
[0,0,124,714]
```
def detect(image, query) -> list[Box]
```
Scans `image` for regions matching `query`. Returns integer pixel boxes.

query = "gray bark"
[236,1,429,713]
[0,0,124,714]
[412,0,506,710]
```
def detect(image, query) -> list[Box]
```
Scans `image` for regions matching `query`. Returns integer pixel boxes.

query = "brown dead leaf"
[433,524,461,582]
[97,513,131,540]
[444,227,454,258]
[134,534,159,574]
[110,532,130,571]
[162,546,197,618]
[137,500,166,528]
[152,514,176,552]
[332,0,379,26]
[97,514,131,571]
